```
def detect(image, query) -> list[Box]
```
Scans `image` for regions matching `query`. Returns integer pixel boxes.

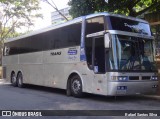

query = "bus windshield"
[109,35,157,71]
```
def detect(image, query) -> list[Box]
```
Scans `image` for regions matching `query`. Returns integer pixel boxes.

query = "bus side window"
[86,16,104,35]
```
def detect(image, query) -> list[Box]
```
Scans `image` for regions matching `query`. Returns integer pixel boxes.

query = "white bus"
[2,12,158,97]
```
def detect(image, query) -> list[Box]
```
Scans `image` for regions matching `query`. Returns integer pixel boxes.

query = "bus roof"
[5,12,149,43]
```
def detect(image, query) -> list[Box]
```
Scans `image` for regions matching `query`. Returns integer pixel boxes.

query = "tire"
[66,80,71,97]
[17,72,24,88]
[11,72,17,87]
[71,75,83,98]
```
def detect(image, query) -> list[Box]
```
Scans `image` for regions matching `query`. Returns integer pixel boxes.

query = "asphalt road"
[0,79,160,119]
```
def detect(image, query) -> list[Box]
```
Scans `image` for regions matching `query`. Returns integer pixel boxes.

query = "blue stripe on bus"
[80,47,86,61]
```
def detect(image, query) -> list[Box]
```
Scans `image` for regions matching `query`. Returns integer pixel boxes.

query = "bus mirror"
[105,33,110,48]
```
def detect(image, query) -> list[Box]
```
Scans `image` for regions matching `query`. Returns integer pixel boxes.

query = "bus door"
[85,35,108,94]
[92,36,105,73]
[91,36,106,94]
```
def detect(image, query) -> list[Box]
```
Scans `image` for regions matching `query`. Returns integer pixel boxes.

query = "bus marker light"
[53,81,56,85]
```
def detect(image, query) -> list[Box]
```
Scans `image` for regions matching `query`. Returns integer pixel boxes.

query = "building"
[51,7,72,24]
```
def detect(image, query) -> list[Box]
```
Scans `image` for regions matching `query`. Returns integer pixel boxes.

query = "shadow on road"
[85,93,160,103]
[21,84,160,103]
[24,84,66,95]
[1,82,160,103]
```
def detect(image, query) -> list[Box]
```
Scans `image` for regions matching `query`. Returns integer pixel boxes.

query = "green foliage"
[68,0,160,18]
[0,0,42,41]
[0,0,42,65]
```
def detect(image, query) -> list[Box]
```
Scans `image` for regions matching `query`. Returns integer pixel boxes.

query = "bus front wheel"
[71,75,83,98]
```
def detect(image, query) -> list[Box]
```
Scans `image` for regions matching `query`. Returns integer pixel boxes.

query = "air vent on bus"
[129,76,139,80]
[142,76,151,80]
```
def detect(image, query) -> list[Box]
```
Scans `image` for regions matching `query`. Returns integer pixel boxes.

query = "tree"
[68,0,160,18]
[0,0,42,42]
[0,0,42,65]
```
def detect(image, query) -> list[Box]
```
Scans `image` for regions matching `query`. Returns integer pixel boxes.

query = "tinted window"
[86,16,105,35]
[4,22,81,55]
[58,23,81,48]
[107,16,151,36]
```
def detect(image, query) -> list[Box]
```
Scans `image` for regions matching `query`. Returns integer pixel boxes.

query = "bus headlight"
[111,76,128,81]
[151,76,158,81]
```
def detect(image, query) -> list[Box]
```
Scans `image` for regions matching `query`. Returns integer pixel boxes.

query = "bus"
[2,12,158,97]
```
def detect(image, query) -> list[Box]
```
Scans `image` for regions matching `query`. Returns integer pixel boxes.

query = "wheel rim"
[72,79,81,94]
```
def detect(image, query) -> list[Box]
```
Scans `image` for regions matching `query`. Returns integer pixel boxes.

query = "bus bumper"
[107,81,158,96]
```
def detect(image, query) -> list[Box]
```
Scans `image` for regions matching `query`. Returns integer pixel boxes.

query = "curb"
[0,79,9,84]
[142,95,160,100]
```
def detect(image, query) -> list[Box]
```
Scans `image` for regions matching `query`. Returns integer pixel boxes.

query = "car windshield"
[109,34,157,71]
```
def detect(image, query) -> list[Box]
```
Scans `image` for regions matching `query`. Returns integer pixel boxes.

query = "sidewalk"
[142,95,160,100]
[0,79,9,85]
[0,79,5,84]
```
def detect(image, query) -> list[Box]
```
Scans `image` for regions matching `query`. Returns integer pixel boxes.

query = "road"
[0,79,160,119]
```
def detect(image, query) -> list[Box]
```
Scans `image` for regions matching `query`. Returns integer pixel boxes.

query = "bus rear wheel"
[71,75,83,98]
[17,72,24,88]
[11,72,17,87]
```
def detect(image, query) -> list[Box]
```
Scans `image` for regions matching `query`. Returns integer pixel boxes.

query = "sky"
[34,0,69,30]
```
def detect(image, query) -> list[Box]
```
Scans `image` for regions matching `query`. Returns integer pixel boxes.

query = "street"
[0,79,160,119]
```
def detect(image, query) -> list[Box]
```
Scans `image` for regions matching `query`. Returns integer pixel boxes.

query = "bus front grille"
[142,76,151,80]
[129,76,139,80]
[129,76,151,80]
